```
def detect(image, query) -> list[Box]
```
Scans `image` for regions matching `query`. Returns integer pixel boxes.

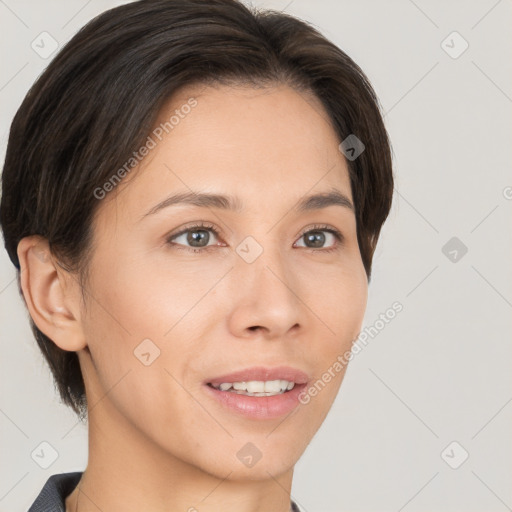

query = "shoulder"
[28,473,304,512]
[291,498,307,512]
[28,472,83,512]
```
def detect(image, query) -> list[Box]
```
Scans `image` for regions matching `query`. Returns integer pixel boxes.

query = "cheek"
[108,256,230,339]
[311,261,368,343]
[300,262,367,409]
[78,262,168,403]
[80,257,212,413]
[85,256,198,344]
[81,290,198,445]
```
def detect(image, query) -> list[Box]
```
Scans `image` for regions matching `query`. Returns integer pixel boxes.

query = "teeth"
[210,380,296,395]
[248,381,265,393]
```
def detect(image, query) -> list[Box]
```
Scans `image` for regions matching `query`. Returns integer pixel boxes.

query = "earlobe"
[17,235,87,352]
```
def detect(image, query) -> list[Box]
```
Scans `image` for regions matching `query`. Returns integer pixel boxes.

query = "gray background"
[1,1,511,511]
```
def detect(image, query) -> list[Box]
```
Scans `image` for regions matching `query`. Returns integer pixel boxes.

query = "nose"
[226,244,304,340]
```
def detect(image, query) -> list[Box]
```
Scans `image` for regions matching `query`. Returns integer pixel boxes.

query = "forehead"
[97,83,352,226]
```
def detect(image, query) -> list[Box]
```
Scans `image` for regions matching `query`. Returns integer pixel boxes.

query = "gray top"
[28,472,304,511]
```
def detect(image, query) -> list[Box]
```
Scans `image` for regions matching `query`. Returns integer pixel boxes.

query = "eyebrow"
[140,188,354,220]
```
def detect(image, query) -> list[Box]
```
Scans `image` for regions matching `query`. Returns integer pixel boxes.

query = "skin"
[18,83,368,512]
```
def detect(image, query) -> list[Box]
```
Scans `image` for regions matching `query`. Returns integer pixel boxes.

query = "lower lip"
[203,383,307,420]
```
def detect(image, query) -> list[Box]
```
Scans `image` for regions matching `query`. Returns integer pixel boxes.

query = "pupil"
[187,230,209,247]
[306,231,325,248]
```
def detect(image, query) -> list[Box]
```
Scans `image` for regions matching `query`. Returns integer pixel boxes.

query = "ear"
[17,235,87,351]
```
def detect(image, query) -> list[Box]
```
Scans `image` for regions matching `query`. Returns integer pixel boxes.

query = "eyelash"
[165,222,344,254]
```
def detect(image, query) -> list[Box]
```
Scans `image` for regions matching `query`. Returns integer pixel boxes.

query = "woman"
[0,0,394,510]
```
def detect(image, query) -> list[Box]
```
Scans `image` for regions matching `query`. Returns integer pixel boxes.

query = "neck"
[65,400,295,512]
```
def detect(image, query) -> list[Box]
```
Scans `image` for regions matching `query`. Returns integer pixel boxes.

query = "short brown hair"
[0,0,394,418]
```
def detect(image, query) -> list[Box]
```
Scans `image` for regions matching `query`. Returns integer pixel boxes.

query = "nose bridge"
[236,232,290,291]
[229,232,303,335]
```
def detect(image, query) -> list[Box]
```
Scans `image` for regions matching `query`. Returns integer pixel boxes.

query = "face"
[78,83,368,480]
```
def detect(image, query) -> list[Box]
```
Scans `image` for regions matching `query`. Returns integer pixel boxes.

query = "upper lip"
[205,366,310,386]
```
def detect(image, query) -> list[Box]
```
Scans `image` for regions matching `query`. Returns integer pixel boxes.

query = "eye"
[166,222,223,253]
[166,222,344,254]
[294,224,344,253]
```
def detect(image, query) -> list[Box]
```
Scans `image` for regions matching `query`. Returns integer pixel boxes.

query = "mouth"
[207,379,297,397]
[202,366,309,420]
